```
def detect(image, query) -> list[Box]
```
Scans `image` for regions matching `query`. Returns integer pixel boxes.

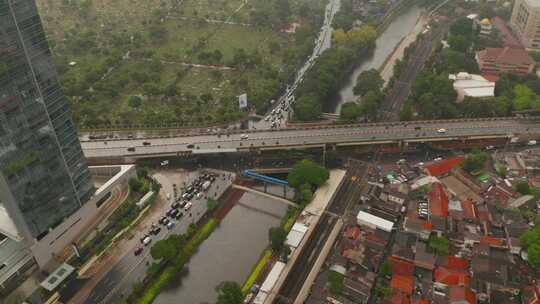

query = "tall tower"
[0,0,94,242]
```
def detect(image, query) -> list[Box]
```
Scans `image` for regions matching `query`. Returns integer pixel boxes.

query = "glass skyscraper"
[0,0,94,240]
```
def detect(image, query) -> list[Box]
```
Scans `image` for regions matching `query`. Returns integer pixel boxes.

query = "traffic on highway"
[80,118,540,159]
[254,0,340,129]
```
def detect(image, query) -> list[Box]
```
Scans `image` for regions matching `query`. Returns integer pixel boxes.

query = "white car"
[240,134,249,140]
[184,202,192,211]
[142,236,152,246]
[528,140,537,146]
[437,128,447,134]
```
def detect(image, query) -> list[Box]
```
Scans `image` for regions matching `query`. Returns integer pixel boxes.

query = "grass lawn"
[38,0,321,128]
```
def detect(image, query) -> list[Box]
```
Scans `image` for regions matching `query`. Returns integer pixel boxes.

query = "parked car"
[134,247,144,256]
[150,226,161,235]
[184,202,192,211]
[166,222,175,230]
[142,236,152,246]
[158,216,168,225]
[173,212,183,220]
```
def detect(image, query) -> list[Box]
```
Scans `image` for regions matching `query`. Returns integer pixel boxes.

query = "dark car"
[173,212,183,220]
[127,147,136,152]
[187,144,195,149]
[150,226,161,235]
[143,141,151,146]
[158,216,168,225]
[134,247,144,256]
[172,201,181,209]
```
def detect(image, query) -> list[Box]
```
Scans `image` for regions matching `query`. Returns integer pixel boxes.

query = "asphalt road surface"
[80,118,540,159]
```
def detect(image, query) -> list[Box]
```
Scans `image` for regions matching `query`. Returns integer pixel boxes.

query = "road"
[252,0,341,129]
[80,118,540,159]
[77,171,232,304]
[277,164,367,302]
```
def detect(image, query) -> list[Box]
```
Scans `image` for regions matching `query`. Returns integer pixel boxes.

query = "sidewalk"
[263,169,346,304]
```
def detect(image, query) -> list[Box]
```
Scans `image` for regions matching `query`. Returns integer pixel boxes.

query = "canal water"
[327,4,423,113]
[154,191,288,304]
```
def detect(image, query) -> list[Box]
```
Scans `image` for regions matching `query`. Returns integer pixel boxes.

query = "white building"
[449,72,495,102]
[356,211,394,232]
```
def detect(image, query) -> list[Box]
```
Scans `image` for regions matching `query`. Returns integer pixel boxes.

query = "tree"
[207,198,219,211]
[269,227,287,251]
[461,150,488,173]
[216,281,244,304]
[150,234,186,261]
[288,159,330,188]
[294,94,322,121]
[328,271,344,295]
[517,181,531,195]
[340,102,362,122]
[128,95,142,108]
[353,69,383,96]
[448,34,469,52]
[429,235,450,255]
[149,24,168,42]
[297,183,313,206]
[360,90,384,119]
[281,246,291,262]
[128,177,143,192]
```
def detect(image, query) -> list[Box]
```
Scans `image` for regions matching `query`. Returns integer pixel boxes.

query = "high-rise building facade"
[510,0,540,49]
[0,0,94,242]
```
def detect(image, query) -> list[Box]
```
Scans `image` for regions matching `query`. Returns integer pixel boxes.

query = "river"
[328,4,423,113]
[154,190,288,304]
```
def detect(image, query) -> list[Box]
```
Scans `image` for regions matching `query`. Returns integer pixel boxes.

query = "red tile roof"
[391,274,414,295]
[480,235,504,247]
[434,267,471,286]
[477,47,534,65]
[345,226,361,240]
[390,257,415,276]
[447,256,469,270]
[430,183,449,218]
[462,199,476,220]
[425,156,465,177]
[388,291,411,304]
[449,286,476,304]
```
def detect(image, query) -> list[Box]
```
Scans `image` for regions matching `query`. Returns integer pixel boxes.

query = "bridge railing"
[80,116,538,143]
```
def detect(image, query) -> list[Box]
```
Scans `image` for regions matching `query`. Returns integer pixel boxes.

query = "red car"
[134,246,144,256]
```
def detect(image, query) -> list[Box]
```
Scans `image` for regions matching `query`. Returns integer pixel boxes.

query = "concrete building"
[511,0,540,49]
[476,47,535,76]
[449,72,495,102]
[0,1,136,295]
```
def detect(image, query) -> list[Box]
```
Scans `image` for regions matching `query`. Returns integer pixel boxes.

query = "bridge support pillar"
[283,185,287,198]
[264,182,268,193]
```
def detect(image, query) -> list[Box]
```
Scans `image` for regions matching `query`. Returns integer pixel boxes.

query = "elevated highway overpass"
[80,117,540,163]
